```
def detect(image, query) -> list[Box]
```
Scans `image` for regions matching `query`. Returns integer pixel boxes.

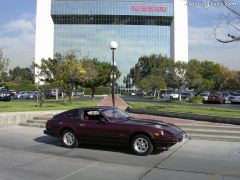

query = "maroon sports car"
[44,106,187,156]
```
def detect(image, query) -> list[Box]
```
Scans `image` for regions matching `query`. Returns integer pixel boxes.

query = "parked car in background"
[0,89,11,101]
[45,89,60,98]
[222,91,231,103]
[28,91,37,99]
[17,91,36,99]
[181,92,194,99]
[44,107,187,156]
[161,90,179,100]
[228,93,240,104]
[198,92,209,102]
[206,91,225,104]
[9,90,17,99]
[131,92,136,96]
[17,91,29,99]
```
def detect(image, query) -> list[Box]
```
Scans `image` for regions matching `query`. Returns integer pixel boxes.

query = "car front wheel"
[131,135,153,156]
[62,130,79,148]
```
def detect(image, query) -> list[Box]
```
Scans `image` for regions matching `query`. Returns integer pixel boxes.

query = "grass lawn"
[0,100,100,112]
[128,102,240,118]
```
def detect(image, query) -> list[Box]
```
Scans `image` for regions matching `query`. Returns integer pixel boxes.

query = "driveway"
[0,127,239,180]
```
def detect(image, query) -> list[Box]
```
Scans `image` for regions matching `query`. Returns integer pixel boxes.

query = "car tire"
[62,130,79,148]
[131,134,153,156]
[170,96,173,100]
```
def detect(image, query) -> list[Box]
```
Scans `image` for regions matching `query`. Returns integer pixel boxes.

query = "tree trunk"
[153,90,156,97]
[178,87,182,101]
[67,92,72,104]
[39,91,44,107]
[91,87,96,99]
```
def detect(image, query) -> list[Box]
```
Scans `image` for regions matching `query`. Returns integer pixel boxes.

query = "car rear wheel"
[62,130,79,148]
[131,135,153,156]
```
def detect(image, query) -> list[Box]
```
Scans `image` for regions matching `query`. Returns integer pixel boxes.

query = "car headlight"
[154,130,164,137]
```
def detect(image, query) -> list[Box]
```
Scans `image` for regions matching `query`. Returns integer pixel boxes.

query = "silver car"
[198,92,209,101]
[228,93,240,103]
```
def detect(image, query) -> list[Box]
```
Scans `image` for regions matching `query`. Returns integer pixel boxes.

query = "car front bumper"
[153,132,187,150]
[0,96,11,101]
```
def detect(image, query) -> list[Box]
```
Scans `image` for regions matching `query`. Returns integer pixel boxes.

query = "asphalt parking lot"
[0,126,240,180]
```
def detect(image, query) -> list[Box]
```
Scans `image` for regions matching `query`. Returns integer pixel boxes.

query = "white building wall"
[35,0,54,83]
[171,0,188,62]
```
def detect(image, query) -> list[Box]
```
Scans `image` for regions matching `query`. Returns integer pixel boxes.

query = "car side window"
[83,110,103,121]
[65,110,81,120]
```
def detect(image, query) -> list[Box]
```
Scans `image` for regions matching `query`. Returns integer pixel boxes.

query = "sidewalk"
[97,95,129,111]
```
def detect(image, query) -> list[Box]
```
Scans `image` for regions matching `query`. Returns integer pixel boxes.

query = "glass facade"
[51,0,174,85]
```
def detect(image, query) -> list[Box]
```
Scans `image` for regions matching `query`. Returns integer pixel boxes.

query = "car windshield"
[101,109,129,121]
[209,92,221,96]
[233,93,240,96]
[222,92,229,96]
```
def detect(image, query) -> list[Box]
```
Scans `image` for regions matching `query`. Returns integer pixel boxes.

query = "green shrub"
[188,96,204,104]
[169,98,181,103]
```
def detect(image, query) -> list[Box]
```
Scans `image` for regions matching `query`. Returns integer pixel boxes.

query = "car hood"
[116,118,184,134]
[123,118,168,127]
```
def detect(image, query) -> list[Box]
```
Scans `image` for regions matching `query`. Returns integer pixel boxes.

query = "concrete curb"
[126,107,240,125]
[0,110,63,127]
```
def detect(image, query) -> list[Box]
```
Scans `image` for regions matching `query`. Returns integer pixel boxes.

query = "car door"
[59,109,82,134]
[76,110,123,145]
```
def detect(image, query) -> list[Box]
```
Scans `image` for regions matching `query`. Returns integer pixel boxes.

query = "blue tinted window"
[52,0,173,85]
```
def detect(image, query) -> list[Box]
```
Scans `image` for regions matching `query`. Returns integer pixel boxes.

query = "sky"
[0,0,239,70]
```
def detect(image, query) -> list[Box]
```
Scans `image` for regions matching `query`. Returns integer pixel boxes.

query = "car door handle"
[79,124,85,127]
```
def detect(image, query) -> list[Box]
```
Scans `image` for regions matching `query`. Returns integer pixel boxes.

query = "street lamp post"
[109,41,118,107]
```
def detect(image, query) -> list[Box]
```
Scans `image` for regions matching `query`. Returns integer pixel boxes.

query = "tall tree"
[130,54,175,88]
[9,66,33,82]
[34,52,86,103]
[186,59,203,92]
[137,75,166,97]
[80,58,121,99]
[0,49,10,83]
[173,61,188,99]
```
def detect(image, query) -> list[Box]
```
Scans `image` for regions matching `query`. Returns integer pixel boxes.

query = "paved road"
[0,127,239,180]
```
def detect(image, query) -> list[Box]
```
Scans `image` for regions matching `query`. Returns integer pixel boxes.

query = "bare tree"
[214,0,240,43]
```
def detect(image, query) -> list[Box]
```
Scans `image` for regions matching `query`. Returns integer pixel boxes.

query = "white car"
[162,91,179,100]
[198,92,210,101]
[228,93,240,103]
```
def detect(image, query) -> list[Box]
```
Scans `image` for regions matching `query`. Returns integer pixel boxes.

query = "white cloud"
[188,0,240,70]
[0,17,35,68]
[189,23,240,70]
[188,21,236,46]
[189,26,215,46]
[3,19,34,33]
